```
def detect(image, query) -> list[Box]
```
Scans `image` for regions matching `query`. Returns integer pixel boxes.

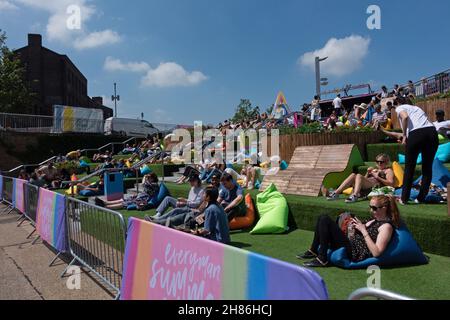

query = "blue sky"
[1,0,449,125]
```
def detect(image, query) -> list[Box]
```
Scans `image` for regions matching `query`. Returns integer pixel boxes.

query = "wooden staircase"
[260,144,363,197]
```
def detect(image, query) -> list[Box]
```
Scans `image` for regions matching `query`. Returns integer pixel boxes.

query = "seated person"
[38,163,58,186]
[369,104,388,129]
[121,144,136,155]
[191,187,230,244]
[218,173,246,221]
[298,195,399,267]
[175,165,201,184]
[77,175,105,196]
[147,174,204,222]
[66,150,81,161]
[433,109,450,139]
[92,150,112,163]
[104,173,159,210]
[29,171,46,188]
[18,169,30,181]
[327,154,395,203]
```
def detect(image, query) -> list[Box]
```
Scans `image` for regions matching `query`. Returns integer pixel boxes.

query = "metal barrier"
[1,176,14,214]
[63,197,127,299]
[22,183,40,237]
[0,112,54,133]
[348,288,414,300]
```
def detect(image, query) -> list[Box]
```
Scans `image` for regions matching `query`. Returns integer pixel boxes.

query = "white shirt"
[333,97,342,110]
[433,120,450,131]
[395,104,434,137]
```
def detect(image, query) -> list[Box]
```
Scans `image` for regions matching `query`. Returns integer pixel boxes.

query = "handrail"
[130,151,163,170]
[348,288,414,300]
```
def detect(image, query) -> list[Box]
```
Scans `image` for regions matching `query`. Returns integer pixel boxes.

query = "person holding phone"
[297,195,400,267]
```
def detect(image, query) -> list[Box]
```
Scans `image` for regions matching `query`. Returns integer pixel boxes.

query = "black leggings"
[183,166,200,178]
[310,215,351,262]
[402,127,439,203]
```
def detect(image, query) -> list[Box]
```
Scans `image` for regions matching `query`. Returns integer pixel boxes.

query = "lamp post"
[315,56,328,99]
[111,82,120,117]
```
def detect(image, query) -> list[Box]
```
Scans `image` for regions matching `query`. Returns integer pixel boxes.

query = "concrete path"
[0,204,112,300]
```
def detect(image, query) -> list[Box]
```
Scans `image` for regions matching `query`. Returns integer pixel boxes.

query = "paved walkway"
[0,204,111,300]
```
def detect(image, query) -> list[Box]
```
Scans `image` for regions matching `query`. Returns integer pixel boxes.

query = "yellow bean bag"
[342,162,404,195]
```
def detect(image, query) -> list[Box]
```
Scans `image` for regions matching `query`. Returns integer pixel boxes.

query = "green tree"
[231,99,259,123]
[0,29,33,114]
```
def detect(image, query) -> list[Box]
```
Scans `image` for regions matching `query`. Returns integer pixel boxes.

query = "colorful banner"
[53,105,103,134]
[36,188,68,252]
[272,91,292,116]
[12,179,26,213]
[0,175,3,201]
[121,218,328,300]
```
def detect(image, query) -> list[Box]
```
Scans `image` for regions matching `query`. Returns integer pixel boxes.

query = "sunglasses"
[375,160,386,164]
[369,205,386,211]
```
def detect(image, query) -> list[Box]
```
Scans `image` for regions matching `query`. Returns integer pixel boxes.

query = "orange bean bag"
[229,194,256,230]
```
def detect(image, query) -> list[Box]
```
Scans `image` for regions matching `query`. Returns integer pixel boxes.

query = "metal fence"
[348,288,414,300]
[1,176,13,206]
[0,113,54,133]
[23,183,39,224]
[413,69,450,99]
[64,197,127,298]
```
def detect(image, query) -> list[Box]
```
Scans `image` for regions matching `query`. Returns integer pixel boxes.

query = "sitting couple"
[327,153,395,203]
[298,194,401,267]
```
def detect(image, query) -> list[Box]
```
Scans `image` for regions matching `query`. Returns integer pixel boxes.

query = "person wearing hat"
[433,109,450,138]
[383,96,438,204]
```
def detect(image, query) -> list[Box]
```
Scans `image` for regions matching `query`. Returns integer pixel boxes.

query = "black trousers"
[311,215,351,262]
[402,127,439,203]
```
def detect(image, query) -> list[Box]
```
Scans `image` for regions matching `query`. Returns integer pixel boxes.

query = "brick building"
[13,34,113,119]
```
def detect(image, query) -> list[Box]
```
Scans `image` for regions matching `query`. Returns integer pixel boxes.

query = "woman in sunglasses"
[298,195,400,267]
[327,154,395,203]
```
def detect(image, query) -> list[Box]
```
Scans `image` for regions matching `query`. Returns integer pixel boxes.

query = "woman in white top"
[383,96,438,204]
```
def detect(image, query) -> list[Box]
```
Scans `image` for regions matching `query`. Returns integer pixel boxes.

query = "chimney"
[28,34,42,47]
[92,97,104,106]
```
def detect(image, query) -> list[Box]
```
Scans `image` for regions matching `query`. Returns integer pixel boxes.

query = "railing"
[348,288,414,300]
[23,183,40,225]
[0,112,54,133]
[412,69,450,99]
[63,197,127,299]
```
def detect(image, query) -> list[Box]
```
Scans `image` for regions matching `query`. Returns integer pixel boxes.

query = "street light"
[315,56,328,99]
[111,82,120,117]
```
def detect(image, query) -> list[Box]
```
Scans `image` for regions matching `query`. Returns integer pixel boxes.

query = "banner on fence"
[13,179,26,213]
[121,218,328,300]
[0,175,3,201]
[36,188,68,252]
[53,105,103,134]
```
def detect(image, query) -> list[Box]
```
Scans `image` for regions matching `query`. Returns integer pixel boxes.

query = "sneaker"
[414,199,422,205]
[326,192,339,201]
[153,212,162,219]
[303,257,329,268]
[296,250,317,260]
[345,195,359,203]
[144,215,152,222]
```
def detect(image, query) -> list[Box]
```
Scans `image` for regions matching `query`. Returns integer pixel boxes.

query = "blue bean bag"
[79,160,90,168]
[394,159,450,203]
[79,189,103,197]
[140,165,152,176]
[280,160,289,171]
[329,224,428,269]
[398,142,450,164]
[148,183,170,208]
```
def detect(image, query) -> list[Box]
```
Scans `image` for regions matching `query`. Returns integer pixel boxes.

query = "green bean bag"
[250,183,289,234]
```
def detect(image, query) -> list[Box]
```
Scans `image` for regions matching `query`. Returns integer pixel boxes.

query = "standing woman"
[383,96,439,204]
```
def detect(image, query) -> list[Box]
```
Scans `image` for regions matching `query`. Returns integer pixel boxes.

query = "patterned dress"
[350,220,393,262]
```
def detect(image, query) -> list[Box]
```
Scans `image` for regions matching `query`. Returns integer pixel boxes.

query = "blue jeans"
[156,196,178,215]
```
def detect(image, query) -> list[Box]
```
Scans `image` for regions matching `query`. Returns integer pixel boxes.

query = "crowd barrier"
[0,175,329,301]
[64,197,127,299]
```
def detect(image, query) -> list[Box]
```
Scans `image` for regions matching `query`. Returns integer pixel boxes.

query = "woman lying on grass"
[327,153,395,203]
[298,195,400,267]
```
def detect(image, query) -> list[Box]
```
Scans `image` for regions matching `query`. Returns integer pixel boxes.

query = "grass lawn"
[117,204,450,300]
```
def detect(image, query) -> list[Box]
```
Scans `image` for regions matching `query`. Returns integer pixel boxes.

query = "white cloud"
[141,62,208,88]
[74,30,121,50]
[0,0,18,10]
[298,35,371,77]
[13,0,121,50]
[104,56,150,73]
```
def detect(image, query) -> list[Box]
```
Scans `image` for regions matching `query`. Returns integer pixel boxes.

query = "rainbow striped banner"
[121,218,328,300]
[36,188,68,252]
[12,179,26,214]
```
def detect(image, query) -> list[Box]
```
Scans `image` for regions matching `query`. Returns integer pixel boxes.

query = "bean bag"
[329,224,428,269]
[79,189,103,197]
[394,159,450,203]
[250,183,288,234]
[229,194,256,230]
[280,160,289,171]
[398,142,450,164]
[140,165,152,176]
[148,183,170,208]
[439,134,446,143]
[79,160,90,168]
